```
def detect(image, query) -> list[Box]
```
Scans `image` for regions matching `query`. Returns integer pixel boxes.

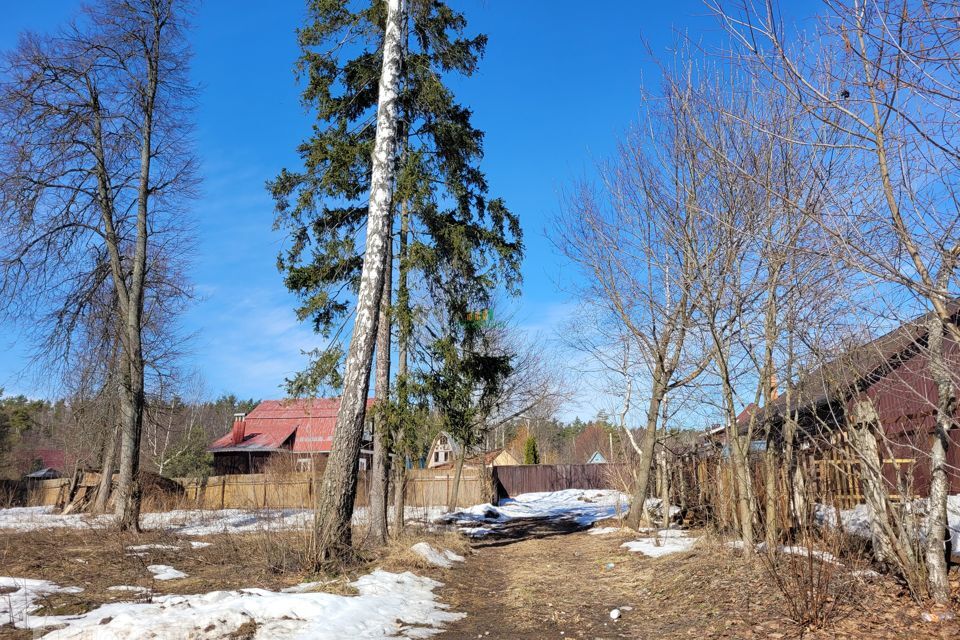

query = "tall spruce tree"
[271,0,522,557]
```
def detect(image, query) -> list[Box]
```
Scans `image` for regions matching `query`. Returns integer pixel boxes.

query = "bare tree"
[717,0,960,602]
[556,76,712,530]
[0,0,197,530]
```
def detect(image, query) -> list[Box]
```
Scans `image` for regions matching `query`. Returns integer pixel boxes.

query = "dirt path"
[437,527,960,639]
[439,527,644,639]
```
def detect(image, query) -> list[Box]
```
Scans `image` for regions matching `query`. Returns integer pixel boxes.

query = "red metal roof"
[209,398,375,454]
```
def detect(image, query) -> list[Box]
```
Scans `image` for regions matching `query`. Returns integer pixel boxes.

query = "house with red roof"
[208,398,374,475]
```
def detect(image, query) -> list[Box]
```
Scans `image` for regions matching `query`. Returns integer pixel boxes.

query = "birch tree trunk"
[923,312,953,603]
[311,0,405,567]
[368,236,393,545]
[847,398,927,598]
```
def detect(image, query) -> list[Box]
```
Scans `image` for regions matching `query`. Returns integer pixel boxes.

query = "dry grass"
[0,509,472,637]
[374,528,471,574]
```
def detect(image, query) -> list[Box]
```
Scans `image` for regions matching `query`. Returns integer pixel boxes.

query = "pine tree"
[523,436,540,465]
[421,317,512,511]
[271,0,523,548]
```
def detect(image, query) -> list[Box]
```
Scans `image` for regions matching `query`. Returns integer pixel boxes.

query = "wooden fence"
[17,467,493,511]
[491,463,625,501]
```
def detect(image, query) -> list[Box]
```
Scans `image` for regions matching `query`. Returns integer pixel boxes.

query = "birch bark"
[311,0,406,566]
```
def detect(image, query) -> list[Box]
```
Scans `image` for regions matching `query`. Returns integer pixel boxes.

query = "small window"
[434,451,440,463]
[441,451,448,462]
[296,458,312,472]
[439,435,448,446]
[358,459,368,471]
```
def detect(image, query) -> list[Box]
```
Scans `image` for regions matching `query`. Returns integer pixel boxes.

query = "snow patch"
[0,505,446,537]
[20,570,463,639]
[146,565,187,581]
[126,544,180,552]
[107,586,151,595]
[440,489,629,537]
[588,526,621,536]
[410,542,464,568]
[622,529,698,557]
[815,495,960,554]
[0,576,83,628]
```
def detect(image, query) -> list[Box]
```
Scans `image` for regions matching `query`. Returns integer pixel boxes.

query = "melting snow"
[439,489,629,536]
[0,576,83,628]
[588,526,621,536]
[107,586,151,594]
[0,505,446,537]
[815,495,960,553]
[622,529,698,557]
[410,543,464,568]
[18,570,463,639]
[146,565,187,581]
[126,544,180,552]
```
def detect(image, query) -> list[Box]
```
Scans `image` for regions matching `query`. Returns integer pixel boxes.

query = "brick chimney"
[231,412,247,445]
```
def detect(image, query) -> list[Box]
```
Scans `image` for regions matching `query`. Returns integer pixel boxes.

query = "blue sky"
[0,1,810,420]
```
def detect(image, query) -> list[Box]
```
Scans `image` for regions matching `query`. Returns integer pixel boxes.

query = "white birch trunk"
[311,0,406,566]
[924,312,952,603]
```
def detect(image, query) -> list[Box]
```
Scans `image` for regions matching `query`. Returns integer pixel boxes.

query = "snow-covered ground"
[146,565,188,581]
[587,526,621,536]
[438,489,629,536]
[0,505,445,536]
[7,570,463,639]
[621,529,698,557]
[0,577,83,629]
[815,494,960,553]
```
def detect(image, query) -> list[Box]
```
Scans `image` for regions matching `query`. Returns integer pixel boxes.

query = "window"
[358,459,368,471]
[441,451,448,462]
[434,451,440,463]
[438,435,448,446]
[296,458,312,472]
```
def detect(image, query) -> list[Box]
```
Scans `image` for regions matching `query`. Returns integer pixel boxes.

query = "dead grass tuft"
[373,528,471,574]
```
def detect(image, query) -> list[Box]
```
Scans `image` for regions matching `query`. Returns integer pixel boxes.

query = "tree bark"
[391,201,411,536]
[93,422,119,513]
[113,5,162,531]
[448,446,467,512]
[391,453,407,534]
[311,0,405,568]
[368,236,393,545]
[847,398,926,598]
[923,312,952,603]
[624,378,665,530]
[657,446,670,529]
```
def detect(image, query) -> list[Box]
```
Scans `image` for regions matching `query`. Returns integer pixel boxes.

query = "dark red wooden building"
[766,302,960,496]
[208,398,374,475]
